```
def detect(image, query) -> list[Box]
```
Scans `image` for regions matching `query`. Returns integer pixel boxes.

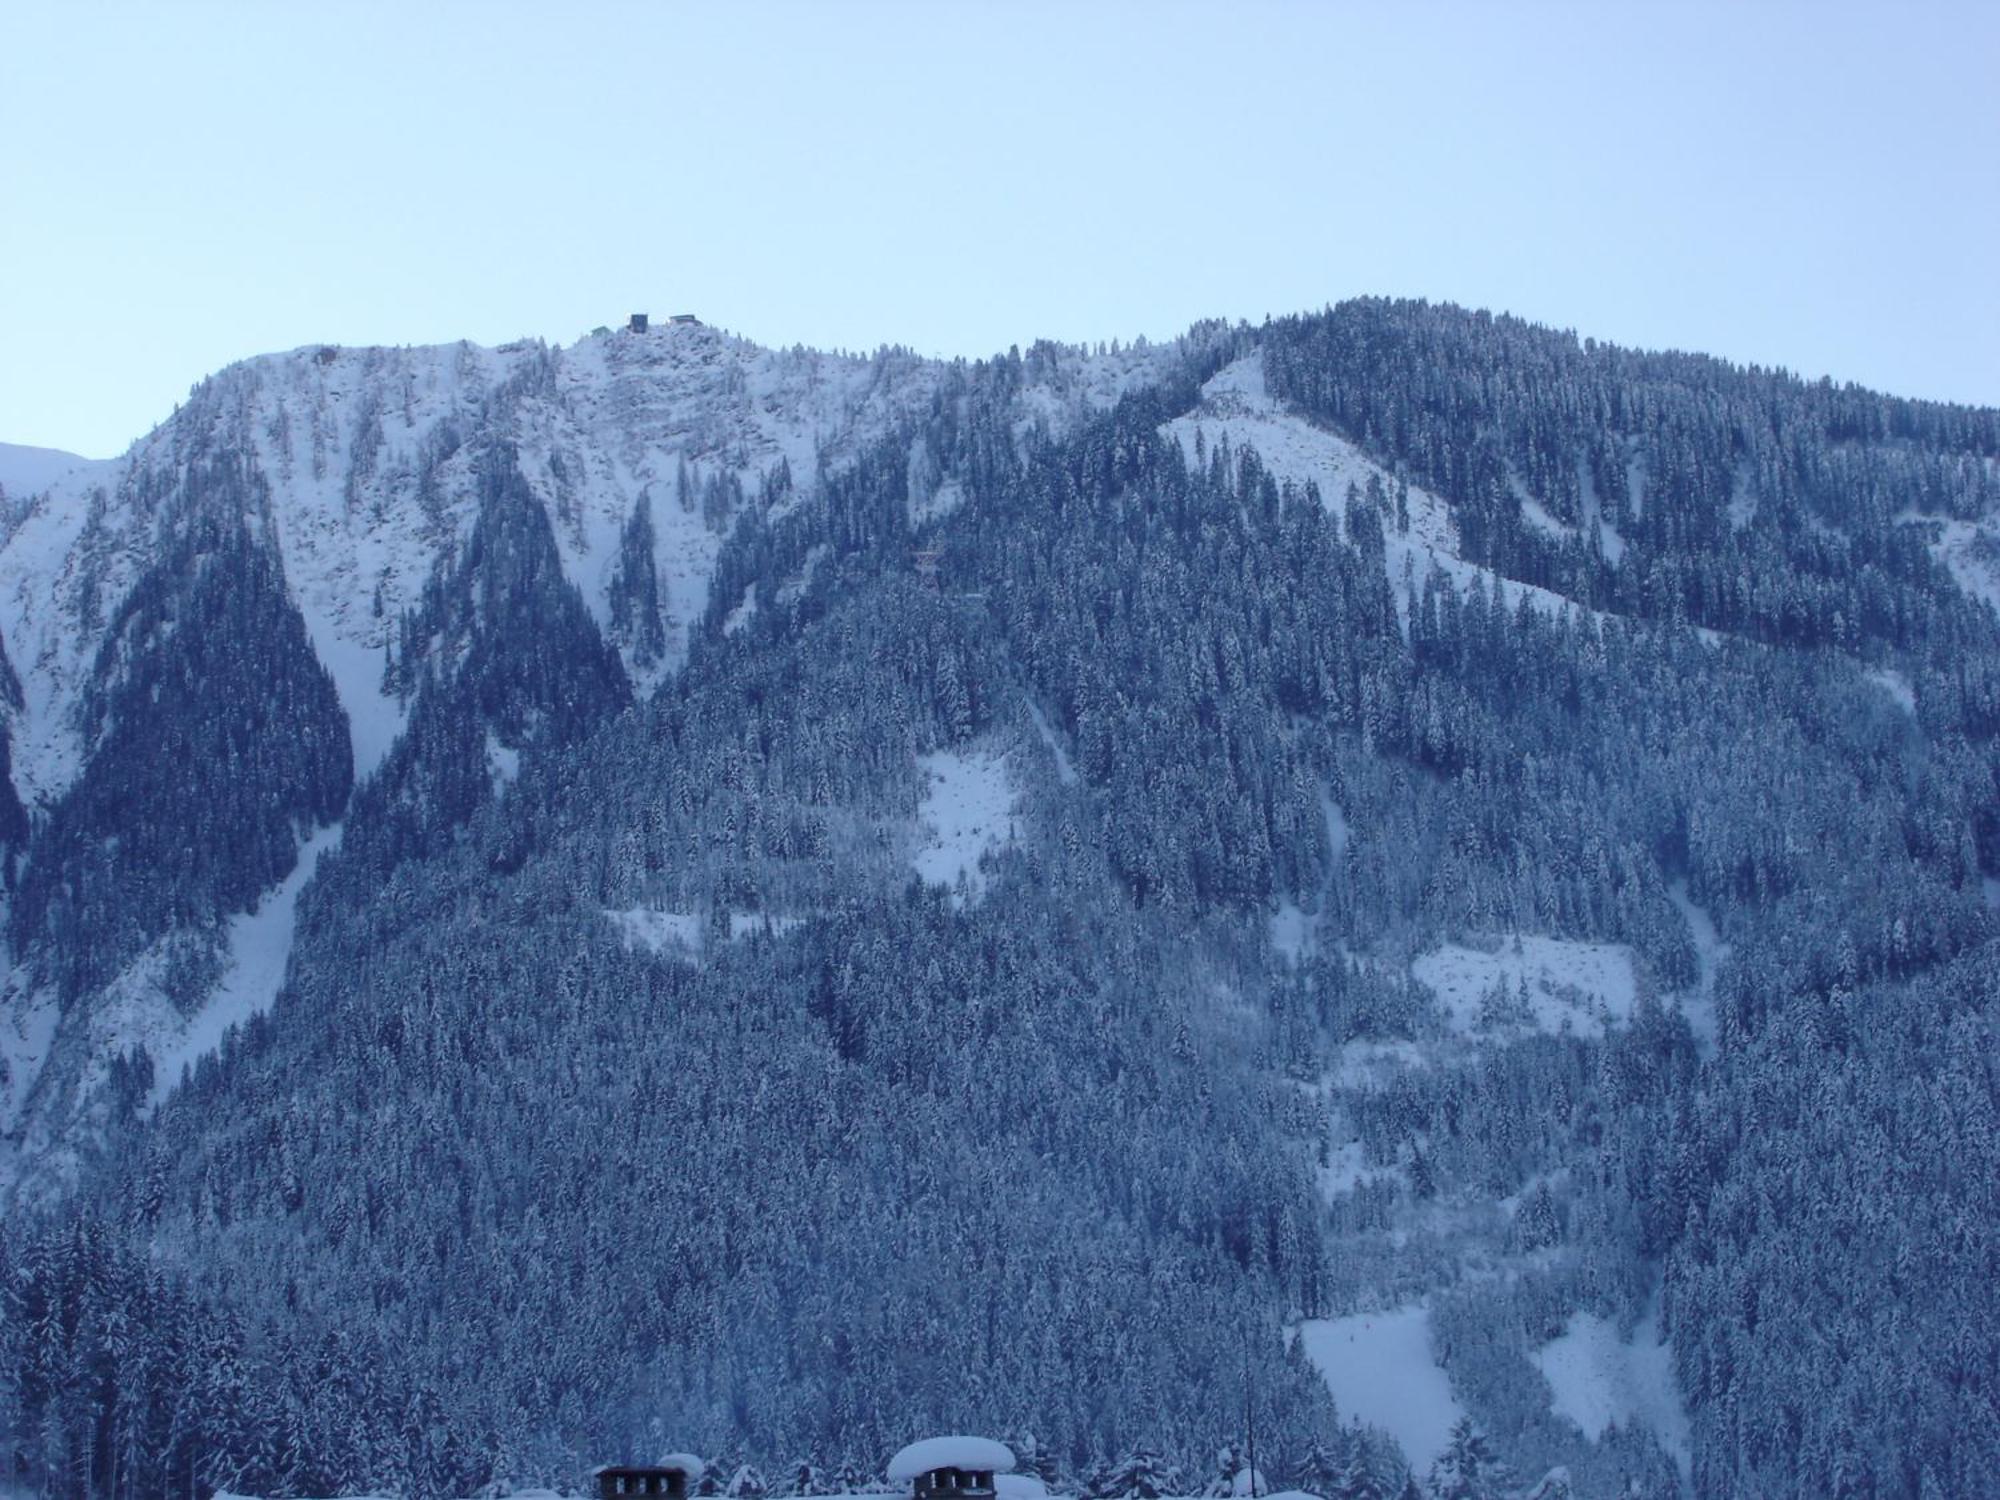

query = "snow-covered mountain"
[0,319,1193,1190]
[2,300,1995,1500]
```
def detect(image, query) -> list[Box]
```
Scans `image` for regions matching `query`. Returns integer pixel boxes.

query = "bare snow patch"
[150,823,343,1107]
[1317,1138,1403,1200]
[728,911,804,941]
[912,748,1018,904]
[1026,701,1078,787]
[1412,935,1638,1039]
[1269,901,1314,964]
[1164,353,1598,637]
[0,983,59,1136]
[1532,1302,1691,1480]
[1865,666,1915,715]
[604,908,804,960]
[1909,515,2000,616]
[1667,884,1726,1057]
[1518,492,1575,541]
[485,731,521,787]
[1334,1038,1431,1089]
[1295,1306,1466,1476]
[606,909,703,958]
[911,475,969,526]
[723,583,759,636]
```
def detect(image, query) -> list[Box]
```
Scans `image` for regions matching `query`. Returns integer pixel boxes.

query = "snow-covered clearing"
[1411,935,1638,1039]
[1667,883,1726,1056]
[1907,514,2000,617]
[912,748,1018,903]
[1518,491,1575,542]
[1532,1302,1691,1480]
[606,908,703,957]
[1271,789,1348,964]
[1332,1037,1431,1089]
[1295,1306,1466,1476]
[1268,902,1314,963]
[0,984,59,1136]
[1163,354,1599,637]
[1317,1138,1404,1200]
[485,731,522,788]
[149,824,343,1108]
[1026,701,1078,787]
[603,908,805,961]
[1865,666,1916,715]
[723,583,759,636]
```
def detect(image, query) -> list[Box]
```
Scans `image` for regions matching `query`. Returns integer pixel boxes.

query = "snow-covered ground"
[0,983,59,1137]
[1865,665,1916,715]
[606,908,704,958]
[1332,1037,1431,1089]
[0,440,103,499]
[1531,1302,1691,1481]
[1907,513,2000,616]
[1026,702,1078,787]
[1270,790,1347,964]
[1163,353,1600,637]
[1294,1306,1466,1476]
[1411,935,1639,1039]
[0,822,343,1195]
[911,748,1018,903]
[603,907,806,961]
[146,823,344,1109]
[1667,883,1726,1057]
[1317,1138,1405,1200]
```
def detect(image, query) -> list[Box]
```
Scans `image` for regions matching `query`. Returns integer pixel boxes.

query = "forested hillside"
[1,302,1994,1500]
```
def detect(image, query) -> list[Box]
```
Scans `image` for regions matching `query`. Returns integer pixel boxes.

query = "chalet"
[670,313,701,326]
[629,313,650,333]
[596,1456,705,1500]
[888,1437,1015,1500]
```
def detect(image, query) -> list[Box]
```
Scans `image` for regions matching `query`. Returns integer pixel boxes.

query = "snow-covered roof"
[887,1438,1016,1483]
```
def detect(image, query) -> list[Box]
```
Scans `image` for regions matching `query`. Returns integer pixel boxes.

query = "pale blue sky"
[5,0,1995,457]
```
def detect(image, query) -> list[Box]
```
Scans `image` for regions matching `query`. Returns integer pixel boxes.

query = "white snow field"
[1667,882,1727,1056]
[603,908,805,960]
[911,748,1018,903]
[1411,934,1639,1039]
[147,823,345,1108]
[604,908,705,958]
[1907,512,2000,616]
[1294,1305,1466,1477]
[1865,666,1916,715]
[0,440,101,497]
[1163,353,1600,637]
[1532,1302,1692,1480]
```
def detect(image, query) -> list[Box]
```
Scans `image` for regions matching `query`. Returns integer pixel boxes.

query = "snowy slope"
[1532,1301,1692,1481]
[0,441,103,501]
[1295,1307,1466,1476]
[1,323,1184,811]
[0,322,1195,1192]
[1164,352,1599,633]
[911,747,1018,904]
